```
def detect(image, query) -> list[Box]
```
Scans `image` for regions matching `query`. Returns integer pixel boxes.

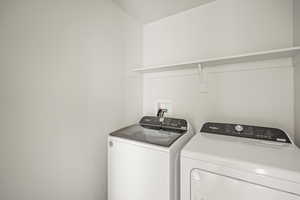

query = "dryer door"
[191,169,300,200]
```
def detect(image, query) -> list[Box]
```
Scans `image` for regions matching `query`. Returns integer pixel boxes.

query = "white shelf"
[133,47,300,73]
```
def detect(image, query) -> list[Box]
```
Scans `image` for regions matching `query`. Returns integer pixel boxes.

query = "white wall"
[294,0,300,146]
[0,0,142,200]
[143,0,293,66]
[142,0,295,138]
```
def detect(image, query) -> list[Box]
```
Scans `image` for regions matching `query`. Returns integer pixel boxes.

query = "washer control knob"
[235,125,244,132]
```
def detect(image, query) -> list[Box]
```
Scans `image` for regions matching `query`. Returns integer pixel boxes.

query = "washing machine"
[181,122,300,200]
[108,116,194,200]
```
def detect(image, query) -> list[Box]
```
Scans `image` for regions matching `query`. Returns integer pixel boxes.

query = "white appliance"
[181,122,300,200]
[108,116,194,200]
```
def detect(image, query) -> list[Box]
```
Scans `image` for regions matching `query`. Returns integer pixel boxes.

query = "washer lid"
[109,124,184,147]
[181,133,300,184]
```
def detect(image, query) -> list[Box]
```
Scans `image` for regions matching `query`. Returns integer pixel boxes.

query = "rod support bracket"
[197,63,208,93]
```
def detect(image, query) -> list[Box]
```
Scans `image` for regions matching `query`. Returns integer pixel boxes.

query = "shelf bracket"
[198,64,208,93]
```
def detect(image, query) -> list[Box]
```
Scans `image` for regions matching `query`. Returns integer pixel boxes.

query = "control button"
[235,125,244,132]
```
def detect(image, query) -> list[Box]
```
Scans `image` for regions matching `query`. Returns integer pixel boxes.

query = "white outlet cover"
[155,100,173,115]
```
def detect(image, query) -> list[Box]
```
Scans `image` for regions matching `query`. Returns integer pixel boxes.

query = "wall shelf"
[133,47,300,73]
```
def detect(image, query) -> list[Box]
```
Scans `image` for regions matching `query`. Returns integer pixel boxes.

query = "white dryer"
[181,122,300,200]
[108,116,194,200]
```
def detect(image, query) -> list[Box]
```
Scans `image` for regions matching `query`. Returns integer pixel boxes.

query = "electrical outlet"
[155,100,173,116]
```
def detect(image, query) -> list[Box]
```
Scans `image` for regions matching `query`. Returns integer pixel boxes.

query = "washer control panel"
[139,116,161,129]
[162,117,187,132]
[200,122,291,143]
[139,116,187,133]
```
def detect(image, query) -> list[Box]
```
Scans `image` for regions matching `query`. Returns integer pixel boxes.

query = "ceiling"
[113,0,216,24]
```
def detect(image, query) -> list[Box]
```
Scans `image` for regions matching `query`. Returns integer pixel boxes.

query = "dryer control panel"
[200,122,291,143]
